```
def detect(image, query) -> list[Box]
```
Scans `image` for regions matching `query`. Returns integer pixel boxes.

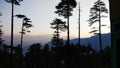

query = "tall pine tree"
[5,0,23,67]
[55,0,77,46]
[88,0,108,53]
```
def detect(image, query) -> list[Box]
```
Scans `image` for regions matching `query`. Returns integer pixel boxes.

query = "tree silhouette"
[15,14,33,68]
[88,0,108,53]
[12,44,25,68]
[78,2,81,46]
[42,44,55,68]
[0,45,11,68]
[55,1,77,67]
[5,0,23,68]
[25,43,42,68]
[15,14,33,48]
[50,18,67,68]
[50,18,66,46]
[55,0,77,46]
[14,14,25,48]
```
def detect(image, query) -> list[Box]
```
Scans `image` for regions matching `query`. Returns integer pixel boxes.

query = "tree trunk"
[20,19,24,68]
[66,2,70,68]
[20,19,24,51]
[57,23,59,46]
[98,0,102,53]
[78,3,80,46]
[10,0,14,68]
[67,3,70,46]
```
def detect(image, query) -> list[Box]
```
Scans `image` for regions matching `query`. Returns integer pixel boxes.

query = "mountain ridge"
[2,33,111,52]
[69,33,111,51]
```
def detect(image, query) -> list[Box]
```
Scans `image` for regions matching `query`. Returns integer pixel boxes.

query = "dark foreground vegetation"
[0,43,111,68]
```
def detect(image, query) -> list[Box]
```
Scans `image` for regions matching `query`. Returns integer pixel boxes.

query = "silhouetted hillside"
[70,33,111,51]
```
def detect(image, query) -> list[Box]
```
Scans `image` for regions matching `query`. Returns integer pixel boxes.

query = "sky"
[0,0,110,44]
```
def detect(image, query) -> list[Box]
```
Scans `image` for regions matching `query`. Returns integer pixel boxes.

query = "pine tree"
[88,0,108,53]
[15,14,33,49]
[15,14,33,68]
[55,0,77,46]
[50,18,66,46]
[5,0,23,67]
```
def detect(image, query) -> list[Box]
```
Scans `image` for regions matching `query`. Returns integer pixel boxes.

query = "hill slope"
[70,33,111,51]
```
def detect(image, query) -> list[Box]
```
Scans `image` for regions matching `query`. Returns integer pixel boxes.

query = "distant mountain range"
[2,33,111,52]
[69,33,111,51]
[48,33,111,51]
